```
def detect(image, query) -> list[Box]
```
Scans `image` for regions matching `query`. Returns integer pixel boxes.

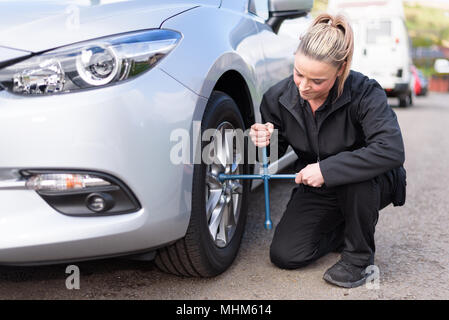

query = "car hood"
[0,0,220,53]
[0,46,32,66]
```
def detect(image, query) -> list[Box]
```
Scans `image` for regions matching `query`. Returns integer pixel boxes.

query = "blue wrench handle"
[217,147,297,230]
[262,147,272,230]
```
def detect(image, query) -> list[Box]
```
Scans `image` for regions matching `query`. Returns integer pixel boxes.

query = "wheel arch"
[211,70,257,177]
[212,70,255,131]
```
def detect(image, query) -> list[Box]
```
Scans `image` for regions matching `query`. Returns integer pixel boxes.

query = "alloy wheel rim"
[204,121,243,248]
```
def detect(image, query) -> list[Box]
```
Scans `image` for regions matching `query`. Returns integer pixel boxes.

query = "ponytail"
[296,13,354,99]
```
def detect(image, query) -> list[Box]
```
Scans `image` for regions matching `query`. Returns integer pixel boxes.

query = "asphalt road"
[1,92,448,300]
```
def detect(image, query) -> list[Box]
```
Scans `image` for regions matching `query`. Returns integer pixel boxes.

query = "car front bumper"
[0,67,205,265]
[385,82,411,97]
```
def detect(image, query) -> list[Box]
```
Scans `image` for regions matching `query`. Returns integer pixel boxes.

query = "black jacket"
[260,70,406,191]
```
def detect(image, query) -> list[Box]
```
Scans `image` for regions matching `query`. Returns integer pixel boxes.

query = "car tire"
[399,92,412,108]
[155,91,250,277]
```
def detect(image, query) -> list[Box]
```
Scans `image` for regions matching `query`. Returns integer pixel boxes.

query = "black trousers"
[270,172,395,269]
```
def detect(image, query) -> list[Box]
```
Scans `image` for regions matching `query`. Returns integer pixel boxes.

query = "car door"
[248,0,300,94]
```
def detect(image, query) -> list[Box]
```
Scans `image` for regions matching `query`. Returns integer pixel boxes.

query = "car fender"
[159,5,265,122]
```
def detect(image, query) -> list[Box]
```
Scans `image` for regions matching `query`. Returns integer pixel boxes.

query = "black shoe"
[323,260,373,288]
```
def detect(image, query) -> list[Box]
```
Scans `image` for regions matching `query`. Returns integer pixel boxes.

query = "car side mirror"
[267,0,314,33]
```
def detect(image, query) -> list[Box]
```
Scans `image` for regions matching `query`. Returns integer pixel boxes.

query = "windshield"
[366,20,391,44]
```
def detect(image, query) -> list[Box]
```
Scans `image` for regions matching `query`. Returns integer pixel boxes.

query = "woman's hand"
[295,163,324,187]
[249,122,274,147]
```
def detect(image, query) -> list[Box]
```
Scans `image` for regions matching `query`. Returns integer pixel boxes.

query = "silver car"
[0,0,312,276]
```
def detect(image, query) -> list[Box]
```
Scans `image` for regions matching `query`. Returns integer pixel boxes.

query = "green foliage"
[311,0,328,16]
[404,2,449,76]
[412,36,435,48]
[404,3,449,48]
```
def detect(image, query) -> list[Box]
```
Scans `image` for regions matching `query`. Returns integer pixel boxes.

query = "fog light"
[86,193,114,213]
[25,173,110,192]
[18,170,140,216]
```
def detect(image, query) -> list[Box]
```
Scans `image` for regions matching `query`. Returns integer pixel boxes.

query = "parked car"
[411,65,422,96]
[411,65,429,97]
[0,0,312,276]
[416,69,428,96]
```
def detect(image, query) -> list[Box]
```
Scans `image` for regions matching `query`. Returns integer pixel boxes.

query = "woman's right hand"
[249,122,274,147]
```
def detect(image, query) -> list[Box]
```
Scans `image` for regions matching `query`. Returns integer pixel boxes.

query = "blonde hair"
[296,13,354,99]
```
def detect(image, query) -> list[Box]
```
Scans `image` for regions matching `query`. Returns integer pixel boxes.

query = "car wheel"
[399,92,412,108]
[155,91,250,277]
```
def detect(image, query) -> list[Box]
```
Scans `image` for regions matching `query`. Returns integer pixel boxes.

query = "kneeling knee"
[269,244,314,270]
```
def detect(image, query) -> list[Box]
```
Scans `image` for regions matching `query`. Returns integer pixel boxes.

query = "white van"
[328,0,414,107]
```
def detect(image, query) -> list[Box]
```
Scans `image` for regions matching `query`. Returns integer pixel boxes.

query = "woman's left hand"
[295,163,324,187]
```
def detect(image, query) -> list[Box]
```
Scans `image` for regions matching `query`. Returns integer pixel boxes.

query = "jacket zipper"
[314,112,321,162]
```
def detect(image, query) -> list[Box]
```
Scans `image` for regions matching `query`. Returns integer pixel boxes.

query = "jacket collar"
[278,73,353,131]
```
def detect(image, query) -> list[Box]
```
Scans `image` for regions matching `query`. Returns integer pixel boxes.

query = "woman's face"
[293,53,343,102]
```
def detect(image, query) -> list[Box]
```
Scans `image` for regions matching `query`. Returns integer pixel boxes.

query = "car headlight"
[0,29,181,95]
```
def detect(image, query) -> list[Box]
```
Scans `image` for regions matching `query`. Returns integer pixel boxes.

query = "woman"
[249,14,406,288]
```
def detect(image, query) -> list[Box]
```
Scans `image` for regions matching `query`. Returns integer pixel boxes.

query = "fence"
[429,75,449,92]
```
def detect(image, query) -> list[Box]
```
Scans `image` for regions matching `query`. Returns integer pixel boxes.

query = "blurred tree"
[311,0,328,16]
[413,36,435,48]
[404,2,449,48]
